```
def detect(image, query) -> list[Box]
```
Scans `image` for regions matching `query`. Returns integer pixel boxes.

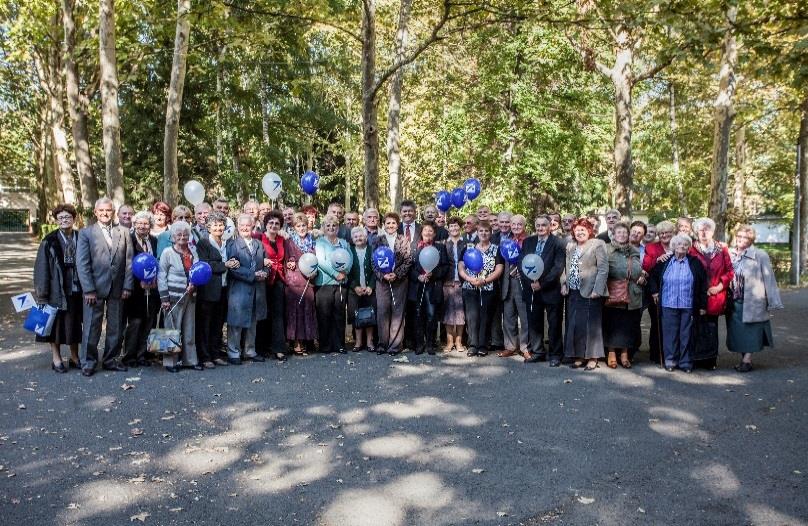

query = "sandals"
[620,353,632,369]
[571,361,584,369]
[584,361,598,371]
[607,352,618,369]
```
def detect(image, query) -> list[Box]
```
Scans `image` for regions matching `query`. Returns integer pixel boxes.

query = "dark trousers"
[256,281,286,355]
[413,299,440,352]
[648,300,662,363]
[316,285,346,353]
[489,295,504,348]
[463,289,495,352]
[377,280,408,352]
[80,297,124,370]
[404,299,418,350]
[122,301,159,364]
[661,307,694,369]
[527,296,563,360]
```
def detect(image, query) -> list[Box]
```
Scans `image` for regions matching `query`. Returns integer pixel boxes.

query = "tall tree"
[163,0,192,207]
[99,0,124,207]
[386,0,413,210]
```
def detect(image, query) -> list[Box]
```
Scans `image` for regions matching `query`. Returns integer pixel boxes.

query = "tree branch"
[565,33,612,78]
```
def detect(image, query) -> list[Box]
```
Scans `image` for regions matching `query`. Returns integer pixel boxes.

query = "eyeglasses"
[56,215,74,221]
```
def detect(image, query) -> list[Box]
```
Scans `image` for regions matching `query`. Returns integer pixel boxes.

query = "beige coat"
[731,246,783,323]
[561,238,609,298]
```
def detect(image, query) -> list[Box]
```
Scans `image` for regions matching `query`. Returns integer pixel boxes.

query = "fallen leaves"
[745,424,758,432]
[130,428,144,437]
[577,496,595,504]
[472,468,485,474]
[130,512,150,522]
[392,356,410,363]
[121,383,136,391]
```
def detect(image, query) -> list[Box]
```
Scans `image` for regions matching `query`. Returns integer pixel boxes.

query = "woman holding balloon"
[254,210,288,361]
[441,217,466,352]
[408,222,449,355]
[372,212,413,355]
[458,221,504,357]
[122,211,160,368]
[314,216,351,354]
[157,221,202,372]
[284,213,318,355]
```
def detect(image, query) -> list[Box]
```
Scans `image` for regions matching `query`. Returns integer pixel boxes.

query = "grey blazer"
[731,246,783,323]
[561,238,609,298]
[76,223,134,299]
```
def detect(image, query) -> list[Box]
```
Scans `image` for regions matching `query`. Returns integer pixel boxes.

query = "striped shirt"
[661,257,693,309]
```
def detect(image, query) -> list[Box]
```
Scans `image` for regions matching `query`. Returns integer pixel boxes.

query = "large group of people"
[33,196,784,377]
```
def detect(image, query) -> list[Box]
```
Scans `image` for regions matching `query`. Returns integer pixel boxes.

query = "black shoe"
[388,349,400,355]
[52,362,67,373]
[734,362,753,373]
[414,348,424,355]
[427,348,436,355]
[376,346,386,355]
[665,366,675,372]
[681,367,693,373]
[337,348,347,355]
[68,359,81,369]
[190,364,204,371]
[137,358,151,367]
[102,363,128,372]
[549,359,562,367]
[525,353,545,363]
[247,355,266,362]
[228,357,242,365]
[165,366,180,373]
[467,348,477,357]
[351,347,364,353]
[275,353,288,362]
[81,368,95,377]
[477,349,489,357]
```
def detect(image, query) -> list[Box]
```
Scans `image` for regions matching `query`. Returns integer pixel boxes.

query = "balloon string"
[389,282,395,309]
[298,279,310,306]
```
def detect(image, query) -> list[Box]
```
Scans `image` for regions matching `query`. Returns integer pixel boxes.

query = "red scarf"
[261,234,285,284]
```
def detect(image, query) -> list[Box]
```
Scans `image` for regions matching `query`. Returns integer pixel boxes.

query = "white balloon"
[222,217,235,241]
[183,180,206,206]
[418,245,440,273]
[298,252,319,278]
[331,247,352,273]
[262,172,283,200]
[521,253,544,281]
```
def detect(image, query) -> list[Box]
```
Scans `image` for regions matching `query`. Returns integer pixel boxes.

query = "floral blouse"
[460,243,504,292]
[568,247,582,290]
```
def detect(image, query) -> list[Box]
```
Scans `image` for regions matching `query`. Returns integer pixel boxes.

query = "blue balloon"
[464,178,482,200]
[499,239,521,264]
[463,248,484,273]
[435,191,451,213]
[372,246,395,273]
[189,261,212,287]
[300,170,320,196]
[132,253,158,282]
[451,187,466,208]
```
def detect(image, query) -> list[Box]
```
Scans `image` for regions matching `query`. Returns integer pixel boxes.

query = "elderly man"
[282,207,296,235]
[496,214,531,359]
[213,197,230,216]
[325,201,351,240]
[423,204,448,240]
[76,198,133,376]
[225,214,268,364]
[492,211,513,244]
[243,200,263,233]
[476,205,491,223]
[116,204,135,230]
[258,202,271,225]
[462,214,479,248]
[122,211,160,367]
[597,209,622,242]
[191,202,211,246]
[398,200,421,243]
[363,208,380,246]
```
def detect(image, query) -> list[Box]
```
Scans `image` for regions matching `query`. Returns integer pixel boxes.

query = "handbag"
[24,304,58,337]
[353,306,376,329]
[605,258,632,307]
[147,310,182,354]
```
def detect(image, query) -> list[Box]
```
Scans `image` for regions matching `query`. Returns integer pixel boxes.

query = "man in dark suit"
[521,214,566,366]
[423,204,448,241]
[461,214,479,249]
[596,208,621,242]
[122,211,159,367]
[496,214,530,359]
[76,198,133,375]
[398,200,422,243]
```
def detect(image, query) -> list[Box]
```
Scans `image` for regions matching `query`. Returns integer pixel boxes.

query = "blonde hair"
[656,220,675,234]
[734,224,757,243]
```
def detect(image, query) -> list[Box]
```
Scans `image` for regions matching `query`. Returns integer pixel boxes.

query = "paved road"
[0,233,805,526]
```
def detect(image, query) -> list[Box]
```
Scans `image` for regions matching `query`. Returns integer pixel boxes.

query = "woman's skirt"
[36,292,82,345]
[564,291,605,359]
[726,300,773,354]
[441,282,465,325]
[602,306,641,349]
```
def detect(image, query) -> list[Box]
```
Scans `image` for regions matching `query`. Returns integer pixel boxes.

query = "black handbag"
[353,306,376,328]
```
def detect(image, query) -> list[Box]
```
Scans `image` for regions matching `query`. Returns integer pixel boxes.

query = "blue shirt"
[315,237,350,286]
[661,257,693,309]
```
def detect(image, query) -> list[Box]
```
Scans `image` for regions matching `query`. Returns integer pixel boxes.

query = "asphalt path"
[0,232,805,526]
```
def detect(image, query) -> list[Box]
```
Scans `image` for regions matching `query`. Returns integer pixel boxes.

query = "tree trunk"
[668,82,686,215]
[386,0,412,211]
[733,124,746,218]
[799,94,808,272]
[361,0,379,209]
[99,0,125,208]
[504,23,522,168]
[260,70,270,146]
[163,0,191,207]
[61,0,98,210]
[611,25,634,217]
[215,45,226,172]
[708,5,738,242]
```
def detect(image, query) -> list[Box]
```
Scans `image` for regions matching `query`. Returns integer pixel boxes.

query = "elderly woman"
[254,210,287,361]
[348,226,376,352]
[442,217,466,352]
[603,222,644,369]
[151,201,172,236]
[561,218,609,370]
[689,217,734,369]
[157,221,201,372]
[642,220,675,363]
[726,225,783,372]
[648,234,707,373]
[122,211,160,367]
[284,213,318,355]
[314,215,351,354]
[156,205,193,259]
[458,220,505,357]
[194,212,235,368]
[408,222,449,355]
[34,204,83,373]
[373,212,413,355]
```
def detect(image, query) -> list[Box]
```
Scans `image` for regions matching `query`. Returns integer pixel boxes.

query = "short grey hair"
[94,197,113,209]
[656,220,675,234]
[605,208,622,218]
[237,213,255,226]
[670,234,692,250]
[133,210,154,226]
[169,220,192,240]
[194,202,211,213]
[694,217,716,233]
[206,211,227,227]
[363,208,379,219]
[351,226,367,239]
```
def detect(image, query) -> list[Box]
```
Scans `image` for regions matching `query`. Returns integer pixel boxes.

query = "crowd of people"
[33,196,784,377]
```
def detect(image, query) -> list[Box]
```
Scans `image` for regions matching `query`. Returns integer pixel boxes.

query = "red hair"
[152,201,172,224]
[301,205,318,217]
[572,217,594,238]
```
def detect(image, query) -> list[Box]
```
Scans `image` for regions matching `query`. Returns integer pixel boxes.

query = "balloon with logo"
[372,246,395,274]
[331,247,353,274]
[521,253,544,281]
[262,172,283,200]
[300,170,320,196]
[189,261,212,286]
[418,245,440,273]
[132,253,159,282]
[183,180,206,206]
[450,187,466,208]
[464,178,482,201]
[435,191,451,213]
[298,252,319,278]
[462,247,484,273]
[499,239,521,265]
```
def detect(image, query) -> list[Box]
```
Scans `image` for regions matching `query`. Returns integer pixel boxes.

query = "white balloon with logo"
[331,247,352,274]
[521,253,544,281]
[298,252,319,278]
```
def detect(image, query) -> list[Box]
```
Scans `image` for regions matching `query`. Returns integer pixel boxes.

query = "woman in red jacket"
[689,217,733,369]
[254,210,288,361]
